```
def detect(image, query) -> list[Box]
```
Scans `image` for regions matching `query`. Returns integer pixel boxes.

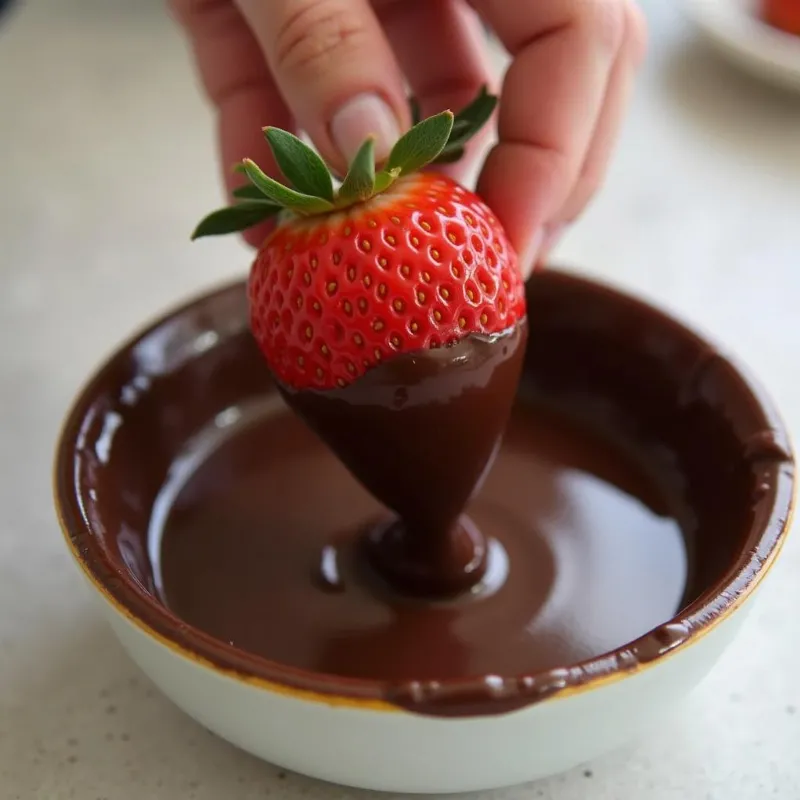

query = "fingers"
[474,0,646,277]
[235,0,409,171]
[377,0,495,181]
[379,0,492,116]
[171,0,293,247]
[543,1,648,259]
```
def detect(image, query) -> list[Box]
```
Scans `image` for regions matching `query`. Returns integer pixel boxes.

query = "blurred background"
[0,0,798,798]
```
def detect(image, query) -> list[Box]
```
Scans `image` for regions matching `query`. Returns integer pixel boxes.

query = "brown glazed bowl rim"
[53,270,796,711]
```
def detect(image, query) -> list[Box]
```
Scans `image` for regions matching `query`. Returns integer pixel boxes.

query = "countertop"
[1,0,799,798]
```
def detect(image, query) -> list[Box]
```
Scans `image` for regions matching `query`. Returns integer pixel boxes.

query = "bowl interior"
[55,269,794,701]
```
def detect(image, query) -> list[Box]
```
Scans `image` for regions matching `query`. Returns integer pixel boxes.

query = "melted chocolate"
[55,271,795,718]
[154,397,687,716]
[282,325,526,597]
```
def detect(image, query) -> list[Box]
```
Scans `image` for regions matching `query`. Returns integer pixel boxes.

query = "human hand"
[172,0,646,276]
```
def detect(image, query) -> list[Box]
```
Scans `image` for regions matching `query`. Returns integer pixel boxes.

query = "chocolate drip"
[282,323,527,597]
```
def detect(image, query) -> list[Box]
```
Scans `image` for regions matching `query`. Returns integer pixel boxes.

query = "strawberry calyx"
[192,87,497,240]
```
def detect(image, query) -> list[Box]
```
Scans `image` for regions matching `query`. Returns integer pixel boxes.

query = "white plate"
[685,0,800,92]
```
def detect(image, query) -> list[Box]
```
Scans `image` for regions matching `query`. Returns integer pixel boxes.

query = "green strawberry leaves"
[400,86,497,167]
[191,201,281,240]
[373,167,401,194]
[338,137,376,204]
[240,159,335,215]
[263,127,335,202]
[433,86,497,164]
[453,86,497,140]
[386,110,454,176]
[192,87,497,239]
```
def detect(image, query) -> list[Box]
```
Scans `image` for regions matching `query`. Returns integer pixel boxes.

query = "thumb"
[235,0,409,170]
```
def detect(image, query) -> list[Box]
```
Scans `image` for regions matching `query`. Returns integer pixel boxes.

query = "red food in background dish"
[763,0,800,36]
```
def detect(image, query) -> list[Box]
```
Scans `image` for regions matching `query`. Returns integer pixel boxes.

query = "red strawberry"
[193,89,526,391]
[193,92,529,597]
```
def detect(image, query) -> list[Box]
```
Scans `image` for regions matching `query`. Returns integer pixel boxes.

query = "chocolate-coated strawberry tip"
[282,320,528,598]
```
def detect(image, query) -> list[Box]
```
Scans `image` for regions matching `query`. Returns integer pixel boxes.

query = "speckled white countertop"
[1,0,799,798]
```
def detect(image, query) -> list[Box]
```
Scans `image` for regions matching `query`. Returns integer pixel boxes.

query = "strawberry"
[193,89,526,391]
[763,0,800,34]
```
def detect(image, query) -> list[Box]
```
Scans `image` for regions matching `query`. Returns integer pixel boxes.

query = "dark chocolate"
[281,324,526,597]
[155,395,689,718]
[54,271,795,718]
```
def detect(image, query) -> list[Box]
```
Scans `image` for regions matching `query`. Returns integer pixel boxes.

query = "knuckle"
[273,0,368,76]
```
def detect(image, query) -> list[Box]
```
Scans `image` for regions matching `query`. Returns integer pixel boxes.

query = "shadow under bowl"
[54,269,794,794]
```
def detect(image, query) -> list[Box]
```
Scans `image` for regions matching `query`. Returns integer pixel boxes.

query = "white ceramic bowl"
[54,270,794,794]
[686,0,800,92]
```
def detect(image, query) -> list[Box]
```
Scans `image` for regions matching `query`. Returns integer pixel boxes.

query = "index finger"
[474,0,627,273]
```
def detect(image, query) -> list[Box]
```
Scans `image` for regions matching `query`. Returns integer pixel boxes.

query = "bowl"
[54,269,794,794]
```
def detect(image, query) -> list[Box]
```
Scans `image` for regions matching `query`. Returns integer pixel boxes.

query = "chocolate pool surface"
[156,393,688,712]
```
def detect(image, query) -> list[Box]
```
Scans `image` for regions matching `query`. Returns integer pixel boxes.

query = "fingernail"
[331,93,400,164]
